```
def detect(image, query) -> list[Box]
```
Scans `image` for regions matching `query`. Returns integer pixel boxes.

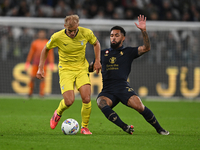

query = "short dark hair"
[110,26,126,36]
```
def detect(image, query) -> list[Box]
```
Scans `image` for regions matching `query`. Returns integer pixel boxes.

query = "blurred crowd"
[1,25,200,65]
[0,0,200,21]
[0,0,200,65]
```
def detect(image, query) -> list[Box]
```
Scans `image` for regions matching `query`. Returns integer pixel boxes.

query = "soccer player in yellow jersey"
[36,14,101,134]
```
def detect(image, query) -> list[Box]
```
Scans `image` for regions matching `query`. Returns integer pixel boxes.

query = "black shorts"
[97,84,137,108]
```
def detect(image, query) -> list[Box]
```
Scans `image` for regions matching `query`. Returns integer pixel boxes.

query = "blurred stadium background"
[0,0,200,99]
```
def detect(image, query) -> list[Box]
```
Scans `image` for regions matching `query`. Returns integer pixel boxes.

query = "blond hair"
[64,15,79,28]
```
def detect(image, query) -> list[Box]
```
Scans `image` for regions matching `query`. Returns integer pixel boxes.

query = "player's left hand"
[94,61,101,75]
[134,14,146,31]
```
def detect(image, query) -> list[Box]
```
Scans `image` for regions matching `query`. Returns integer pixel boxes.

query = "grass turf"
[0,97,200,150]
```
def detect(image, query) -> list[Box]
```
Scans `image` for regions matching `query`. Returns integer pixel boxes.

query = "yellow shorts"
[59,69,90,94]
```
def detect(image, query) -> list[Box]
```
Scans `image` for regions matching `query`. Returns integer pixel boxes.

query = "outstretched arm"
[135,15,151,55]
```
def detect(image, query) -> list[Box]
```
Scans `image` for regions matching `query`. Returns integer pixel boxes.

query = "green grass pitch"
[0,97,200,150]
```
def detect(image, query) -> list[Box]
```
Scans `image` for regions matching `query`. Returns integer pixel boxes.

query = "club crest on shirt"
[79,40,85,45]
[120,51,123,55]
[109,57,116,64]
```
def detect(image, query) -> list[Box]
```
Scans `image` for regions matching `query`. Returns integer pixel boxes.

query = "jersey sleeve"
[130,47,140,59]
[46,34,57,49]
[87,29,97,45]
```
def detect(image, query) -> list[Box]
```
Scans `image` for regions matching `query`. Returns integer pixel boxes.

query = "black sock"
[140,106,162,132]
[101,105,127,130]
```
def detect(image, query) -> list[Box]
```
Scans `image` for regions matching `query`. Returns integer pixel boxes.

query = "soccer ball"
[61,118,79,135]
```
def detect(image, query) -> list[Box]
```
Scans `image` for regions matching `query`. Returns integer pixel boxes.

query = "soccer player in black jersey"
[89,15,169,135]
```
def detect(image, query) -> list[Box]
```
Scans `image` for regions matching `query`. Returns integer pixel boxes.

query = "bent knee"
[97,96,111,109]
[128,95,145,113]
[82,96,91,103]
[135,105,145,113]
[64,98,74,106]
[97,98,105,109]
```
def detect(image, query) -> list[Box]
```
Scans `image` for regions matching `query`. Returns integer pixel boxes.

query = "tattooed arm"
[135,15,151,56]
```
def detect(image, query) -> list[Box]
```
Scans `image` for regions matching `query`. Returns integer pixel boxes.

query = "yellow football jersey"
[46,26,97,70]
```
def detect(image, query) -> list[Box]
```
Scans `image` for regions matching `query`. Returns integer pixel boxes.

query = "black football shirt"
[100,46,140,91]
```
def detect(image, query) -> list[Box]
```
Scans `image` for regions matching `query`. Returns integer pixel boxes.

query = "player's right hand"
[36,68,45,80]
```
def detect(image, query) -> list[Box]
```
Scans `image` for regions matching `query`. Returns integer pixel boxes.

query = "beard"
[110,40,121,49]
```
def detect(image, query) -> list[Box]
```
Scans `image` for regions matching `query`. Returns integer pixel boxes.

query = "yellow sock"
[81,101,91,128]
[56,99,69,116]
